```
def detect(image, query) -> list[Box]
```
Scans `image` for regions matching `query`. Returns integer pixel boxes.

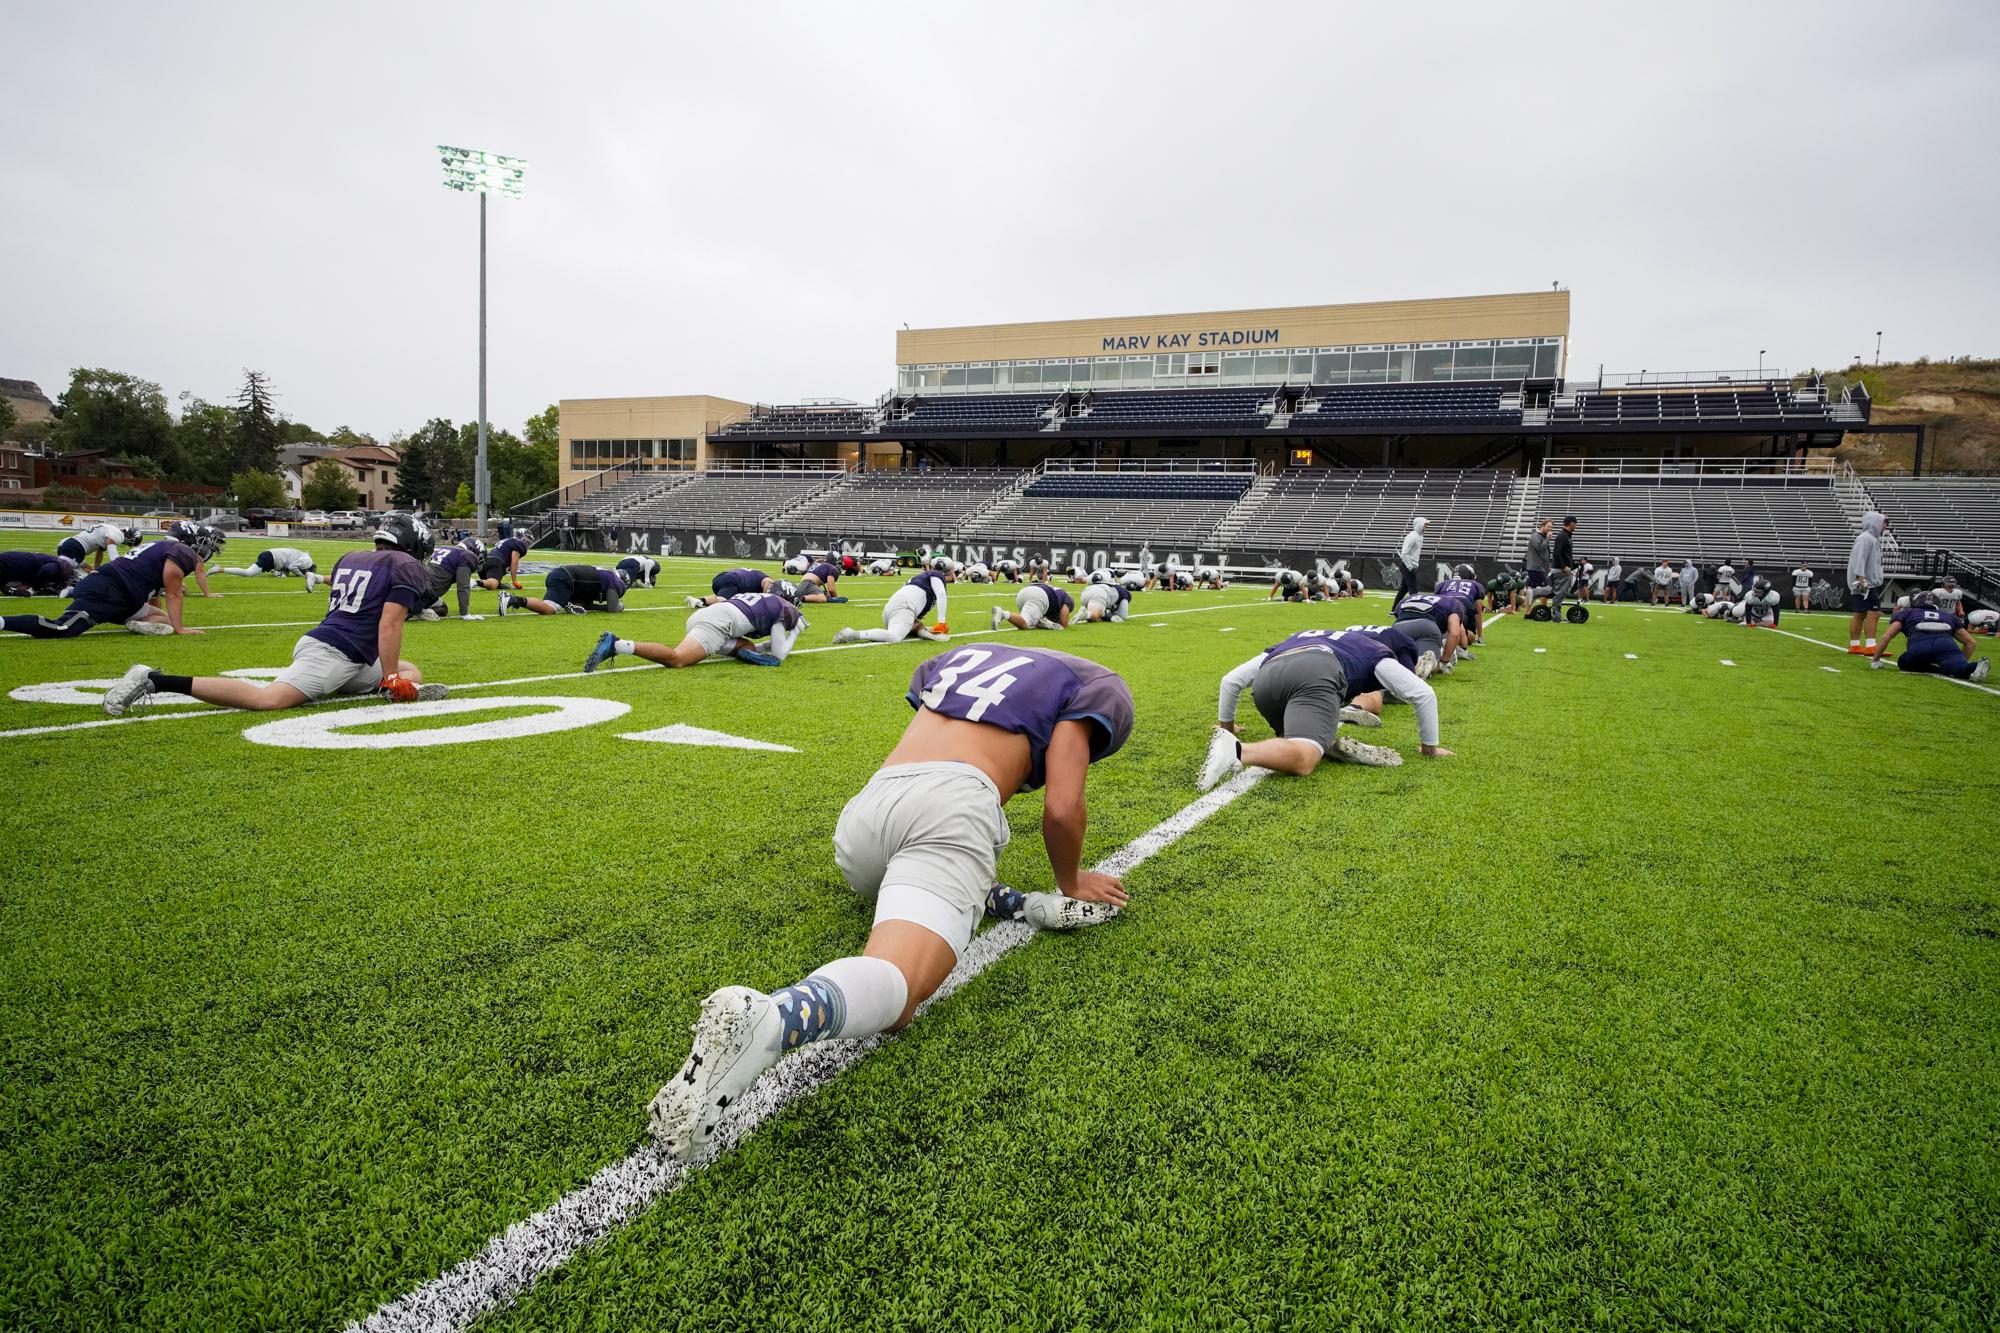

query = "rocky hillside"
[1825,359,2000,475]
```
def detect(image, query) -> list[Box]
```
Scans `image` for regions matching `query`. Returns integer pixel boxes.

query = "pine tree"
[234,369,281,474]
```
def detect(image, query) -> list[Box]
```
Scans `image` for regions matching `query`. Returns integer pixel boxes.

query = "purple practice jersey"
[1438,578,1485,605]
[1348,623,1422,672]
[729,591,802,637]
[1895,602,1962,637]
[712,568,770,598]
[431,546,477,577]
[307,548,427,665]
[1030,583,1075,615]
[906,571,948,618]
[492,537,528,562]
[906,643,1134,792]
[808,561,838,583]
[1263,628,1392,699]
[101,541,199,604]
[0,552,67,590]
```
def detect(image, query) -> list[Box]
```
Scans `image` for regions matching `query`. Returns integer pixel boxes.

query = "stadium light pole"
[438,144,527,538]
[1758,349,1766,378]
[1875,331,1882,364]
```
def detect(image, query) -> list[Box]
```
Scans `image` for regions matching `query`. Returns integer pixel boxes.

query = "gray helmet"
[373,512,434,560]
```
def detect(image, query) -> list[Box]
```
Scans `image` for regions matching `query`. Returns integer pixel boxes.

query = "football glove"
[379,674,419,702]
[931,622,948,634]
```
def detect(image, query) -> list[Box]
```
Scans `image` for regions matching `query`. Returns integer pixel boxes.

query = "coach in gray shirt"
[1524,519,1552,590]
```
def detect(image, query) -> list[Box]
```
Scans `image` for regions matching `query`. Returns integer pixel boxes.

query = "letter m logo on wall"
[627,531,652,553]
[765,537,790,558]
[694,534,717,555]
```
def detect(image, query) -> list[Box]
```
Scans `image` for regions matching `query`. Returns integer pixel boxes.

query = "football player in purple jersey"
[1333,623,1439,728]
[833,558,954,644]
[798,559,848,603]
[502,565,629,616]
[102,514,446,715]
[2,536,211,638]
[1198,626,1451,788]
[648,643,1135,1161]
[1437,565,1488,643]
[1394,591,1476,667]
[991,580,1073,631]
[475,533,531,591]
[415,539,486,619]
[0,551,78,597]
[684,567,783,609]
[1869,592,1990,681]
[586,587,805,670]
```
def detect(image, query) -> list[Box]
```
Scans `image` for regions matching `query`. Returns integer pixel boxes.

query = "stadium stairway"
[1499,474,1542,563]
[1208,474,1278,546]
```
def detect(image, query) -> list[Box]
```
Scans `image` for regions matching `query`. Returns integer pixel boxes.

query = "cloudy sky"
[4,1,1995,439]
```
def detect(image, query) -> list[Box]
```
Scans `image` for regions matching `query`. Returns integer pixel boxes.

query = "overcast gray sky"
[4,0,1995,440]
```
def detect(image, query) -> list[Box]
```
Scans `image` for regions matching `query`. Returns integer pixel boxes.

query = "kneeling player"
[834,561,953,644]
[418,539,485,619]
[994,557,1022,582]
[2,532,213,638]
[1078,578,1131,623]
[685,566,781,609]
[104,515,443,714]
[215,546,322,590]
[648,643,1134,1160]
[1333,623,1438,728]
[1395,591,1475,664]
[1199,627,1451,786]
[0,551,78,597]
[617,554,661,589]
[504,565,629,615]
[1969,608,1998,636]
[475,532,530,590]
[1870,593,1990,681]
[1269,568,1308,601]
[798,559,847,603]
[991,580,1072,631]
[866,556,896,576]
[1738,576,1781,627]
[586,586,803,670]
[964,560,993,584]
[1195,564,1226,590]
[1437,566,1487,643]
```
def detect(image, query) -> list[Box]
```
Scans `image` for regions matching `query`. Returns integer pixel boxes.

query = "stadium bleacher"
[712,406,876,438]
[1551,385,1840,426]
[613,468,845,528]
[1226,469,1517,555]
[1538,474,1858,568]
[889,395,1054,434]
[772,468,1026,536]
[970,470,1255,547]
[1864,477,2000,567]
[1071,389,1269,432]
[1295,382,1519,427]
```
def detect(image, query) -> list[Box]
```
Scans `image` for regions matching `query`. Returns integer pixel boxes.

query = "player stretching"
[585,586,804,670]
[617,554,661,589]
[104,515,446,714]
[417,539,486,619]
[1198,627,1451,787]
[799,559,848,603]
[1436,564,1487,644]
[0,551,78,597]
[1078,577,1131,624]
[648,643,1134,1160]
[685,567,785,609]
[991,580,1072,632]
[1869,592,1990,682]
[55,521,138,569]
[834,560,953,644]
[1,531,216,638]
[502,565,629,615]
[213,546,323,590]
[476,532,530,591]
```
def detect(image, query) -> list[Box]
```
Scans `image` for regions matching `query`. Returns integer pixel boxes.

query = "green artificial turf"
[0,543,1995,1331]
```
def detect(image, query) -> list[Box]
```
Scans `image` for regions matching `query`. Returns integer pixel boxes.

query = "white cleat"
[1332,734,1404,767]
[1870,656,1890,670]
[1196,727,1243,792]
[684,595,703,610]
[916,627,948,642]
[832,626,860,645]
[1023,891,1120,930]
[1456,648,1476,661]
[1339,705,1382,728]
[990,605,1007,631]
[1970,658,1990,683]
[417,607,442,621]
[304,572,322,593]
[103,663,155,717]
[647,985,783,1162]
[125,617,173,636]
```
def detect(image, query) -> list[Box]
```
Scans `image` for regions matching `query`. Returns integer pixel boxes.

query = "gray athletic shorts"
[273,635,381,700]
[834,761,1010,955]
[1015,585,1050,628]
[684,602,752,656]
[1393,616,1443,656]
[1251,649,1346,754]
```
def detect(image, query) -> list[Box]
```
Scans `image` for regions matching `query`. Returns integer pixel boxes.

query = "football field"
[3,539,1996,1331]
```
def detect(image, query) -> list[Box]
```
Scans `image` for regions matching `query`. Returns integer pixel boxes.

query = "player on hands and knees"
[685,566,783,609]
[502,565,630,616]
[798,559,848,603]
[834,559,953,645]
[1268,567,1308,602]
[416,538,486,619]
[476,532,530,592]
[1394,591,1474,667]
[1195,564,1226,590]
[1198,627,1451,789]
[992,580,1073,632]
[586,585,805,671]
[649,642,1134,1161]
[1870,592,1990,681]
[616,554,661,589]
[1331,622,1436,727]
[213,546,323,590]
[1077,577,1131,624]
[55,521,140,570]
[1738,575,1782,627]
[0,551,79,598]
[994,556,1022,582]
[1967,608,1998,636]
[103,514,445,715]
[1437,565,1487,646]
[866,555,896,576]
[3,532,212,638]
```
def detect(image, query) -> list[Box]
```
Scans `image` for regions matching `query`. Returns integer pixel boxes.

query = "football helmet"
[1911,591,1938,610]
[1454,563,1475,580]
[374,512,435,560]
[119,523,142,546]
[170,521,226,561]
[1752,576,1771,592]
[1089,568,1112,585]
[459,536,486,557]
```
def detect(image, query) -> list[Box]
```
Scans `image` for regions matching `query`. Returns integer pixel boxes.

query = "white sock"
[1850,638,1860,647]
[1865,638,1877,649]
[614,639,635,656]
[806,956,907,1040]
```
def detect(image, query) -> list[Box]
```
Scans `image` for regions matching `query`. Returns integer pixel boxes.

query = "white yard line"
[1761,623,2000,698]
[347,766,1272,1333]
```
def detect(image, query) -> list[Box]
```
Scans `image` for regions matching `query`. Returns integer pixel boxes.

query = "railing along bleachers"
[771,468,1025,535]
[1864,477,2000,567]
[1295,382,1520,427]
[1537,458,1857,568]
[970,465,1255,546]
[1071,388,1269,432]
[1226,469,1516,554]
[1550,384,1841,426]
[612,465,846,529]
[888,394,1055,434]
[712,405,875,438]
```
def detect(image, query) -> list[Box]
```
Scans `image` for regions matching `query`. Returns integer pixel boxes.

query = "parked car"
[326,511,368,529]
[301,510,330,526]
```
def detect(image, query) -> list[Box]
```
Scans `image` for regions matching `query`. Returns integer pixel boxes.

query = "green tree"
[230,469,287,510]
[0,397,14,436]
[443,481,476,519]
[49,369,174,470]
[493,403,560,510]
[300,459,360,511]
[173,394,241,487]
[322,425,378,450]
[279,419,325,446]
[389,418,466,510]
[234,369,282,474]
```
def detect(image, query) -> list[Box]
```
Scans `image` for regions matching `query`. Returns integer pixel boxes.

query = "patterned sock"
[773,957,906,1049]
[771,977,841,1052]
[985,883,1027,921]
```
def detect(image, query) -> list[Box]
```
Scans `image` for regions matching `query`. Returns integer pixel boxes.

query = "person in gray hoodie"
[1394,516,1429,612]
[1846,511,1888,654]
[1524,519,1553,596]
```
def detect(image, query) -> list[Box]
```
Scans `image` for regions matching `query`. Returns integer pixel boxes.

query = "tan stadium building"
[557,291,1571,489]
